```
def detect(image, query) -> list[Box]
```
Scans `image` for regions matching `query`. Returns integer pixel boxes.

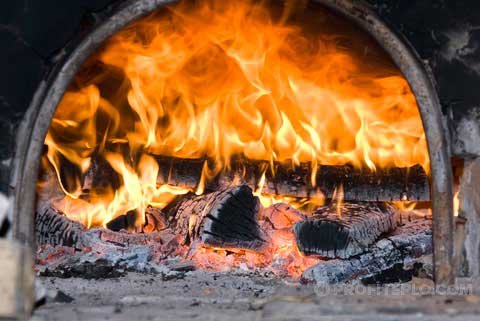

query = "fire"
[190,203,319,277]
[454,190,460,217]
[38,0,430,276]
[332,184,344,219]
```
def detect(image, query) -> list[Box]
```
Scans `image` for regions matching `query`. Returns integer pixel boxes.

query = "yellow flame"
[39,0,429,228]
[454,190,460,217]
[332,184,344,219]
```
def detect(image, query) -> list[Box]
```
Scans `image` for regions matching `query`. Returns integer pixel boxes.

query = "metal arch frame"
[10,0,454,286]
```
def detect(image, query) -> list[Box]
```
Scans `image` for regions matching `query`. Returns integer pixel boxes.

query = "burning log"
[36,205,86,249]
[154,156,429,202]
[36,185,265,251]
[35,204,171,250]
[293,202,398,259]
[106,207,166,233]
[81,155,120,192]
[301,218,432,285]
[164,185,266,250]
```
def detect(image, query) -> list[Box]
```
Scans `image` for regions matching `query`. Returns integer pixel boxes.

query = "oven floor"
[32,271,480,321]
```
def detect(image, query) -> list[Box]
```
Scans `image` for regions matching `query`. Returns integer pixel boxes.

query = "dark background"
[0,0,479,191]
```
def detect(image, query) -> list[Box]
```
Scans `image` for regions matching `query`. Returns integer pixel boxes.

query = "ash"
[33,271,480,321]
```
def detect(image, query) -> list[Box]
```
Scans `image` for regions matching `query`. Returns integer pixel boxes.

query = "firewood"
[144,206,167,233]
[81,155,120,193]
[293,202,398,258]
[301,218,432,285]
[37,185,265,251]
[164,185,266,250]
[35,205,86,249]
[105,207,166,233]
[35,204,170,249]
[106,210,137,232]
[153,155,429,201]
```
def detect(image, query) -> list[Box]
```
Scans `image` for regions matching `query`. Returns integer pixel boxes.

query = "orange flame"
[191,203,319,277]
[38,0,429,274]
[332,184,344,219]
[454,190,460,217]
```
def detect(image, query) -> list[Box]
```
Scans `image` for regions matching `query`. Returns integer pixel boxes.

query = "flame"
[393,201,417,213]
[38,0,430,276]
[191,203,319,277]
[332,184,344,219]
[454,190,460,217]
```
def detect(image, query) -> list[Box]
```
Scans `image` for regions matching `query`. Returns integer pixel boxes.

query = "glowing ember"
[37,0,430,277]
[190,203,319,277]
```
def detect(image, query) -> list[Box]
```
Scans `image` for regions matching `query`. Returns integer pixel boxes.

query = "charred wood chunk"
[302,218,432,285]
[311,164,430,202]
[82,155,120,193]
[36,203,174,250]
[106,210,137,232]
[105,207,166,233]
[261,203,307,230]
[144,206,167,233]
[153,156,429,201]
[35,205,86,249]
[156,156,205,190]
[293,202,398,258]
[164,185,266,250]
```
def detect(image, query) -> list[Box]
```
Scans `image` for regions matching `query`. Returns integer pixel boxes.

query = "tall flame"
[332,184,344,220]
[40,0,428,229]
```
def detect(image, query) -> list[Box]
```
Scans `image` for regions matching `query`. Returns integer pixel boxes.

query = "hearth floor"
[32,271,480,321]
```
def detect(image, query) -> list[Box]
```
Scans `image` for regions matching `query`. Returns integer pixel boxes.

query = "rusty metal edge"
[10,0,454,287]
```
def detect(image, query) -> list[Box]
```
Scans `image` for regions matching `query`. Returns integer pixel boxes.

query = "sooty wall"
[0,0,479,195]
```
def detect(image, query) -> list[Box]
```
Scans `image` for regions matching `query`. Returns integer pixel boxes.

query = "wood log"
[293,202,398,259]
[36,185,266,252]
[154,155,429,201]
[301,218,433,285]
[81,154,120,192]
[106,207,166,233]
[35,204,170,249]
[164,185,266,250]
[35,205,86,249]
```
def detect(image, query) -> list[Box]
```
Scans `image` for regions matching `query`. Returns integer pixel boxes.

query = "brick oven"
[0,0,479,320]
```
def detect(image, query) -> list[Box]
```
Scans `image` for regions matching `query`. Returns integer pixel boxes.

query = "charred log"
[301,218,433,285]
[35,205,86,249]
[154,156,429,201]
[294,202,398,259]
[106,207,166,233]
[144,206,167,233]
[164,185,266,250]
[81,155,120,193]
[106,210,137,232]
[35,204,170,249]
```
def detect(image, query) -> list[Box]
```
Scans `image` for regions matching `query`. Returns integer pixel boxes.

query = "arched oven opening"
[8,0,455,313]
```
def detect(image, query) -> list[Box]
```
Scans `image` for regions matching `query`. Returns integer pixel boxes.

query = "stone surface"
[32,271,480,321]
[457,158,480,277]
[0,239,35,319]
[452,108,480,157]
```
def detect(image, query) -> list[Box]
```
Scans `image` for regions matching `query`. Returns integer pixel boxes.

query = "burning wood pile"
[35,0,433,284]
[36,156,432,283]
